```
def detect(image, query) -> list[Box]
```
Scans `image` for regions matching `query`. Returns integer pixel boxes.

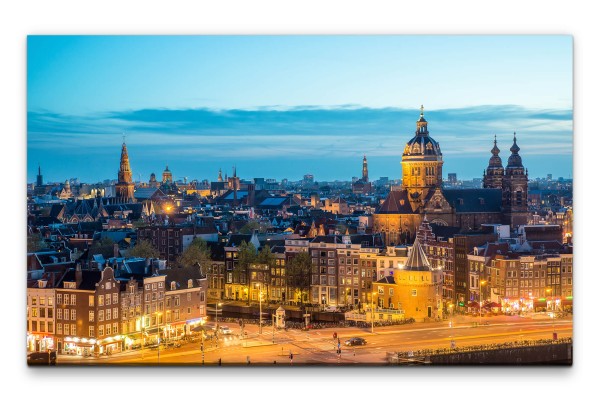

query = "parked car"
[27,350,57,366]
[344,337,367,346]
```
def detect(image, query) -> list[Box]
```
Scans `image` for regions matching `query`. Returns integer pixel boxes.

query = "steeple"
[362,154,369,182]
[506,132,523,169]
[116,140,135,202]
[218,168,223,182]
[36,164,43,188]
[483,134,504,189]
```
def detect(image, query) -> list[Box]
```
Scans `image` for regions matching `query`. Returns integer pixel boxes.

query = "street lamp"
[156,311,162,365]
[479,280,486,326]
[371,291,377,334]
[256,283,263,334]
[546,288,556,340]
[215,302,222,328]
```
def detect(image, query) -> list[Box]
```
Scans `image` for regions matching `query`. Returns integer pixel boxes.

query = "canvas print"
[26,35,573,366]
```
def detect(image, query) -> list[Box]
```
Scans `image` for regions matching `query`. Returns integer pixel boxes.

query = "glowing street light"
[371,291,377,334]
[479,280,487,326]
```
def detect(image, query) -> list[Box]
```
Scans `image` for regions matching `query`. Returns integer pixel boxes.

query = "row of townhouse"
[416,216,574,314]
[26,264,207,356]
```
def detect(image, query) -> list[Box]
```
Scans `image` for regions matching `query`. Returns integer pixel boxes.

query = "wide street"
[57,313,573,366]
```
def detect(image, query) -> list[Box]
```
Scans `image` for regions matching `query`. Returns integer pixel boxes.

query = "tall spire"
[116,140,135,202]
[218,168,223,182]
[362,154,369,182]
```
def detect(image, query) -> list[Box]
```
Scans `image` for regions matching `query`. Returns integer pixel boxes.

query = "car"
[27,351,57,366]
[344,337,367,346]
[219,326,233,335]
[324,305,341,313]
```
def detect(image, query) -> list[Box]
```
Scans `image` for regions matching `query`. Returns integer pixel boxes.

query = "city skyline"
[27,36,572,183]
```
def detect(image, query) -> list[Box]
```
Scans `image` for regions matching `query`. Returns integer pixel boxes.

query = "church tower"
[502,132,528,227]
[162,165,172,184]
[218,168,223,182]
[115,140,135,202]
[483,135,504,189]
[362,154,369,182]
[401,106,443,208]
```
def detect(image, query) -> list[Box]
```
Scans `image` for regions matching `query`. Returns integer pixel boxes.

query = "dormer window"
[64,282,76,289]
[38,280,47,288]
[188,279,193,288]
[171,281,176,291]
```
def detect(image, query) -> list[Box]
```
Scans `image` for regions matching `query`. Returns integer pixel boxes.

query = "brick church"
[373,106,528,246]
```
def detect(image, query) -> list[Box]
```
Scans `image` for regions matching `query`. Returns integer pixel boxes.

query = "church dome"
[402,106,442,157]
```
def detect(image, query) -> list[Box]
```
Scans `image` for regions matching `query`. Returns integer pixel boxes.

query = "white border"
[3,0,595,399]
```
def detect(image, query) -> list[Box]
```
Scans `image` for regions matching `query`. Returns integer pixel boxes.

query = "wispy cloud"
[27,105,573,182]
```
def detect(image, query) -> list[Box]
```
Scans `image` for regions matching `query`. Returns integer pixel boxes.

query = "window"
[48,322,54,333]
[113,307,119,319]
[389,288,394,296]
[98,326,104,337]
[113,323,118,334]
[71,324,76,335]
[106,309,112,320]
[89,326,95,338]
[71,294,76,305]
[57,323,62,334]
[98,295,104,306]
[48,309,53,319]
[174,310,180,320]
[89,311,94,322]
[174,296,180,306]
[188,279,193,288]
[106,282,111,290]
[63,324,69,336]
[31,297,37,306]
[187,307,191,314]
[89,295,94,307]
[187,293,191,301]
[106,324,111,335]
[106,294,111,306]
[113,293,118,304]
[98,310,104,321]
[57,309,62,320]
[71,309,76,320]
[411,289,417,296]
[39,297,45,306]
[48,297,53,306]
[200,292,205,302]
[31,308,38,318]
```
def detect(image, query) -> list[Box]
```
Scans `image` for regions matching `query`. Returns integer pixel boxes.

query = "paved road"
[57,314,573,366]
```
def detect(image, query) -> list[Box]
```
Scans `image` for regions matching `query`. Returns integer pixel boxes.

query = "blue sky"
[27,35,573,183]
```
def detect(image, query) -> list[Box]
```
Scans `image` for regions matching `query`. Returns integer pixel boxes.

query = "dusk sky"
[27,35,573,183]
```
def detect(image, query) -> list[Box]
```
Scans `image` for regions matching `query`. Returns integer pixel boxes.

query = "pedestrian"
[218,358,222,366]
[274,360,277,364]
[247,356,250,365]
[289,351,293,364]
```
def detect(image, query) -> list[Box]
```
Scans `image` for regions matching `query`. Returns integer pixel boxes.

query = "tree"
[236,241,257,305]
[239,221,260,234]
[88,237,116,259]
[27,233,46,253]
[177,237,211,274]
[287,252,313,307]
[257,245,275,268]
[129,239,160,259]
